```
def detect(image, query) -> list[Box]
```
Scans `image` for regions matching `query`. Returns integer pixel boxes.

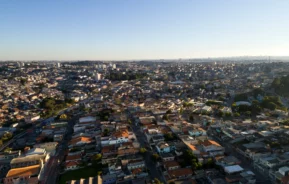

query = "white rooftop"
[224,165,244,174]
[79,116,96,123]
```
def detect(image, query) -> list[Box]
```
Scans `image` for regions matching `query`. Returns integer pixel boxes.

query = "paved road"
[0,132,27,152]
[209,134,271,184]
[42,119,75,184]
[131,123,165,183]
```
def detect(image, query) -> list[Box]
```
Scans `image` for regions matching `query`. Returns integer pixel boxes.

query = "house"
[65,160,82,171]
[10,155,45,168]
[66,153,82,162]
[34,142,58,153]
[4,164,41,184]
[164,161,180,171]
[160,153,175,162]
[79,116,96,124]
[272,166,289,183]
[215,156,241,167]
[0,151,21,162]
[101,129,130,146]
[102,174,117,184]
[69,136,93,148]
[188,128,206,137]
[127,159,145,170]
[167,168,193,179]
[156,142,176,154]
[199,140,224,156]
[224,165,244,174]
[108,162,122,174]
[25,115,40,123]
[201,106,212,113]
[131,168,148,178]
[66,176,102,184]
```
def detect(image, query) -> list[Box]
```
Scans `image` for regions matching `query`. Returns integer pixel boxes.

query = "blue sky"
[0,0,289,60]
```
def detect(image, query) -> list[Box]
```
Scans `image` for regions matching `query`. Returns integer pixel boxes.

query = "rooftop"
[6,164,40,178]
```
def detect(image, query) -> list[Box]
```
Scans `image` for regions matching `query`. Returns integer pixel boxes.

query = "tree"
[4,147,12,153]
[128,119,132,124]
[92,154,102,161]
[104,116,109,121]
[166,109,172,114]
[253,88,265,98]
[245,111,251,117]
[268,102,277,110]
[234,112,240,117]
[60,113,67,120]
[0,139,3,147]
[139,147,147,154]
[225,112,232,117]
[217,111,224,117]
[162,114,169,121]
[183,102,189,107]
[189,114,194,122]
[179,107,184,114]
[20,78,27,85]
[152,154,160,162]
[103,128,109,136]
[204,158,214,168]
[154,178,163,184]
[164,132,176,141]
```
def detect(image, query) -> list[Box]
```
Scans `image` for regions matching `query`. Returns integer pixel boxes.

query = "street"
[42,118,75,184]
[210,134,271,184]
[131,123,165,183]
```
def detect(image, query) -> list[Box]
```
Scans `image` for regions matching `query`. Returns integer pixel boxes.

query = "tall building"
[57,63,61,68]
[95,73,102,81]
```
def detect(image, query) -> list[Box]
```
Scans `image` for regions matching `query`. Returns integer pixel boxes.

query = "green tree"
[245,111,252,117]
[92,154,102,161]
[154,178,163,184]
[217,111,224,117]
[225,112,232,117]
[166,109,172,114]
[189,114,194,122]
[152,154,160,162]
[60,113,67,120]
[234,112,240,117]
[139,147,147,154]
[103,128,109,136]
[163,114,169,121]
[164,132,176,141]
[128,119,132,124]
[4,147,12,153]
[268,102,277,110]
[20,78,27,85]
[179,107,184,114]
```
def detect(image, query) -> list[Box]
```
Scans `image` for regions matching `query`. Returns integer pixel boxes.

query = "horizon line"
[1,55,289,62]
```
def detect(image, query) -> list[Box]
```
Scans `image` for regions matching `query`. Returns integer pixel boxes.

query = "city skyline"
[1,0,289,60]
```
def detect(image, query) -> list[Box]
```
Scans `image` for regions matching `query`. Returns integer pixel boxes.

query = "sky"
[0,0,289,60]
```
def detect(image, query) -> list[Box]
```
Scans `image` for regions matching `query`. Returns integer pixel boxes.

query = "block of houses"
[0,150,21,163]
[4,164,42,184]
[167,168,193,180]
[164,160,180,171]
[156,142,176,154]
[127,159,145,170]
[65,160,82,171]
[68,136,93,148]
[199,140,224,156]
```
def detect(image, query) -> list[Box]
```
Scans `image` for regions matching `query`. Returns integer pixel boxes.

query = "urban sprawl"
[1,60,289,184]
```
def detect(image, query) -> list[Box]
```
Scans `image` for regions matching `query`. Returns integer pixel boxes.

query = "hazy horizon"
[1,0,289,60]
